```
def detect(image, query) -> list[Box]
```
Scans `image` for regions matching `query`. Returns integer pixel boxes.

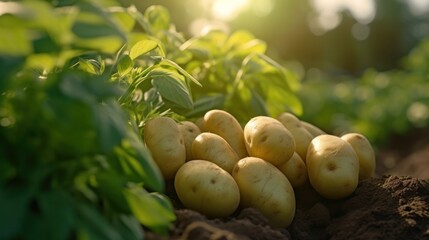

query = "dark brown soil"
[146,130,429,240]
[292,176,429,240]
[147,176,429,240]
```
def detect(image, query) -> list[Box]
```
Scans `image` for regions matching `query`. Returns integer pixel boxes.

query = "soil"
[146,129,429,240]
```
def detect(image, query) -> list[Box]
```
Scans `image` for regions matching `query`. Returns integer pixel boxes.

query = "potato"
[341,133,375,180]
[244,116,295,166]
[192,132,239,173]
[306,135,359,199]
[175,160,240,218]
[301,120,326,137]
[194,117,205,132]
[232,157,296,227]
[144,117,186,180]
[278,152,308,188]
[203,110,248,158]
[277,112,313,161]
[178,121,201,161]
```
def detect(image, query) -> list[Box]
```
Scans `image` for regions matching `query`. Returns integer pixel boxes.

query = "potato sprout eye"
[327,162,337,171]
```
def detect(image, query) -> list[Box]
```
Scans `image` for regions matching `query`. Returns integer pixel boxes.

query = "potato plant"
[0,1,185,239]
[0,0,305,238]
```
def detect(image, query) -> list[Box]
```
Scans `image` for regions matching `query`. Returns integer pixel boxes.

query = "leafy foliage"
[0,1,302,239]
[0,1,180,239]
[175,30,302,121]
[298,37,429,146]
[108,4,301,125]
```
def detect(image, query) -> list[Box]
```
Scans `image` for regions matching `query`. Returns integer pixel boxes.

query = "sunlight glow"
[189,18,229,36]
[406,0,429,15]
[211,0,251,21]
[0,2,25,15]
[310,0,376,33]
[347,0,376,24]
[319,12,342,30]
[191,0,252,36]
[407,102,429,127]
[251,0,273,17]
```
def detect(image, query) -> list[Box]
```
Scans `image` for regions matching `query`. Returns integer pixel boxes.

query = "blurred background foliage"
[131,0,429,74]
[130,0,429,147]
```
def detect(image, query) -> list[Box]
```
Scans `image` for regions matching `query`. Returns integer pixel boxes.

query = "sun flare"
[210,0,250,21]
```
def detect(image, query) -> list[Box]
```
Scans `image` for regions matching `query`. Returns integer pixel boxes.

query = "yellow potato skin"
[277,113,313,161]
[175,160,240,218]
[203,110,248,158]
[301,120,326,137]
[144,117,186,180]
[306,135,359,199]
[341,133,376,180]
[232,157,296,227]
[192,132,239,173]
[178,121,201,161]
[244,116,295,166]
[276,112,301,129]
[278,152,308,188]
[194,117,205,132]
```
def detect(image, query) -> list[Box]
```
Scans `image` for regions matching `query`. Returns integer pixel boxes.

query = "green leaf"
[0,56,25,88]
[0,186,33,239]
[74,172,98,203]
[160,59,201,87]
[0,27,32,56]
[59,70,122,102]
[117,55,133,77]
[129,39,158,60]
[34,190,75,240]
[150,69,193,112]
[77,58,98,75]
[144,5,171,32]
[96,171,130,213]
[250,89,269,116]
[59,72,96,103]
[124,184,175,234]
[225,30,267,56]
[235,53,302,117]
[149,192,175,213]
[74,57,105,76]
[75,202,123,240]
[127,5,153,35]
[180,38,214,60]
[92,101,128,152]
[73,22,121,39]
[225,30,255,49]
[73,36,123,54]
[185,95,225,118]
[112,215,144,240]
[281,90,303,115]
[110,7,136,33]
[33,32,62,54]
[180,30,227,60]
[0,157,16,183]
[54,0,78,7]
[74,1,126,41]
[233,39,267,57]
[114,136,164,192]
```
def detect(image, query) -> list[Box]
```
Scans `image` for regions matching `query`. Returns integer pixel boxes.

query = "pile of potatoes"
[143,110,375,228]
